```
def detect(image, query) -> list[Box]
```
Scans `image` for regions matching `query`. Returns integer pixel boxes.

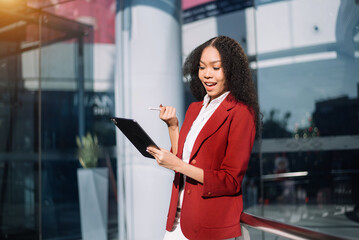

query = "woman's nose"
[204,69,212,78]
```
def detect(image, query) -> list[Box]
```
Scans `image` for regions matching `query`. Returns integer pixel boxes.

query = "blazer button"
[207,192,212,195]
[192,159,197,165]
[187,189,191,195]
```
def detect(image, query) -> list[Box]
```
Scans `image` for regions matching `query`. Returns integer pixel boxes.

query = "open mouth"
[205,82,217,87]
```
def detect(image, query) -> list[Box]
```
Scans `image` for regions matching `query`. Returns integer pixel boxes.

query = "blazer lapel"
[190,94,236,160]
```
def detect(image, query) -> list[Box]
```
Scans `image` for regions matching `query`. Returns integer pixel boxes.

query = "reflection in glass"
[249,0,359,239]
[0,2,117,238]
[256,0,359,139]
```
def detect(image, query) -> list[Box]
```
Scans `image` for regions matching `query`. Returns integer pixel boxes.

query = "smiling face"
[198,46,228,101]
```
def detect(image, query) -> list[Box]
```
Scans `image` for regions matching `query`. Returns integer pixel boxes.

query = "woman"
[147,36,260,240]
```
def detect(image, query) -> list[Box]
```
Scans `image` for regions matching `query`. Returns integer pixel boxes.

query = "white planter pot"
[77,167,108,240]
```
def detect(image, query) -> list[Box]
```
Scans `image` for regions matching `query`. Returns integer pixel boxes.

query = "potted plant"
[76,133,100,168]
[76,133,108,240]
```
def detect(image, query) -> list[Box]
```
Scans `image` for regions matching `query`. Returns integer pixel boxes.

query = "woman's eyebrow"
[199,60,222,64]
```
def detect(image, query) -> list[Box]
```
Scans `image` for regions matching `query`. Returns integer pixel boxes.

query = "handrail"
[241,212,348,240]
[262,171,308,181]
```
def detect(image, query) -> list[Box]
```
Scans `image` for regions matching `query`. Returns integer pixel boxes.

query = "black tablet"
[111,117,159,159]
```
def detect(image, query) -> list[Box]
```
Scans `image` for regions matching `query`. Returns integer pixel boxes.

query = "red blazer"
[166,94,256,240]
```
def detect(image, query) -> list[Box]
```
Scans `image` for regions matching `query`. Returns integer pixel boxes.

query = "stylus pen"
[148,107,161,111]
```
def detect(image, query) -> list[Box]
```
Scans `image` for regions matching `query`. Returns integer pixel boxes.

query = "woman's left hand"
[147,146,183,171]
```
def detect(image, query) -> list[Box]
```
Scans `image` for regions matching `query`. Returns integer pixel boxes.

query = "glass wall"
[0,1,117,239]
[243,0,359,239]
[1,5,42,238]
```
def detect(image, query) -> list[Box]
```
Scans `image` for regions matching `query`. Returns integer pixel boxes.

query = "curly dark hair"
[183,35,261,130]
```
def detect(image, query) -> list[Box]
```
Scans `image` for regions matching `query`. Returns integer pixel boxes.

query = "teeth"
[205,83,216,86]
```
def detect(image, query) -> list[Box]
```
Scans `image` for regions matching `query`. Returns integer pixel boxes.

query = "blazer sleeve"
[202,106,256,197]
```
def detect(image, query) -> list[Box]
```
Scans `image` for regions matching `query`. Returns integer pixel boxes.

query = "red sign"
[182,0,215,10]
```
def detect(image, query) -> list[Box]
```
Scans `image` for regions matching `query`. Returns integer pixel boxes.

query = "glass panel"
[38,12,95,239]
[0,7,41,239]
[37,2,118,239]
[243,154,261,210]
[39,38,82,238]
[255,0,359,138]
[251,0,359,239]
[256,150,359,239]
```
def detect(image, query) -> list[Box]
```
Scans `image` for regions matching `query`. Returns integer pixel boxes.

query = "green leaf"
[76,132,100,168]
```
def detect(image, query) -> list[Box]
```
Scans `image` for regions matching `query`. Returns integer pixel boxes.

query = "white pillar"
[115,1,183,239]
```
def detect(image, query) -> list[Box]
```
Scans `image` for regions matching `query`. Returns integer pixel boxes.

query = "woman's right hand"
[159,105,179,129]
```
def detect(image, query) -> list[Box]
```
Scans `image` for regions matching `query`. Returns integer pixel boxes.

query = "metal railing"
[241,212,348,240]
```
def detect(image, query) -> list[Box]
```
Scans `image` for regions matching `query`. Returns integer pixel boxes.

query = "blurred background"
[0,0,358,239]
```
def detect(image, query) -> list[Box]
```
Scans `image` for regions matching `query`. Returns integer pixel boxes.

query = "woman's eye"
[213,67,220,70]
[199,66,205,70]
